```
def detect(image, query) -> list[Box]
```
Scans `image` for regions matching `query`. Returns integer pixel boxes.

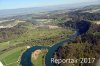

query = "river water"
[20,20,91,66]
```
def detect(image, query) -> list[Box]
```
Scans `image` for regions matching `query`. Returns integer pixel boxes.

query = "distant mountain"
[77,5,100,13]
[0,1,99,18]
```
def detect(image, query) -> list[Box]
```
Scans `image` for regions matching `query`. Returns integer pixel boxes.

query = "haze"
[0,0,99,10]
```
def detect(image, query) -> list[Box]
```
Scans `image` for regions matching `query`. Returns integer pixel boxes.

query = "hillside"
[0,4,100,66]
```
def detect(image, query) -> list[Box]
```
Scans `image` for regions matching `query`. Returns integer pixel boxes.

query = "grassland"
[31,51,45,66]
[0,47,26,66]
[95,32,100,36]
[0,28,73,49]
[0,23,73,66]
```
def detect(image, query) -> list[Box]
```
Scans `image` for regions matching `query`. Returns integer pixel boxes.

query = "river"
[20,20,91,66]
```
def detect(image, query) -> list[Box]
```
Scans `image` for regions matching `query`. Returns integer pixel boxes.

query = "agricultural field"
[0,3,100,66]
[0,47,26,66]
[0,21,73,66]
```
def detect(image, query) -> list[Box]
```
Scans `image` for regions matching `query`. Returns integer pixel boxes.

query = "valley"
[0,4,100,66]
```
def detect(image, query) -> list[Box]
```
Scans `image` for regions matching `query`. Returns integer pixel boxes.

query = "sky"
[0,0,99,10]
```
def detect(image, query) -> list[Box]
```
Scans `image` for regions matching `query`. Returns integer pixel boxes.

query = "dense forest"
[54,13,100,66]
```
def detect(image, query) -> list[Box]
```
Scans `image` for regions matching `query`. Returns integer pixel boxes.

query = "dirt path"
[31,50,41,60]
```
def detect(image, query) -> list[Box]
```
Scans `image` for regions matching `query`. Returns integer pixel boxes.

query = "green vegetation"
[95,32,100,36]
[0,20,73,66]
[55,43,99,66]
[31,49,48,66]
[32,52,44,66]
[0,47,25,66]
[0,5,100,66]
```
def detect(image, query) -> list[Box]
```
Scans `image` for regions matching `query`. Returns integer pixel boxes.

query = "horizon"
[0,0,99,10]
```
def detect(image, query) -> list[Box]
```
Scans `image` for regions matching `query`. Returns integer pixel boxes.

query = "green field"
[0,28,73,66]
[0,47,26,66]
[95,32,100,36]
[32,52,44,66]
[0,28,73,51]
[31,49,47,66]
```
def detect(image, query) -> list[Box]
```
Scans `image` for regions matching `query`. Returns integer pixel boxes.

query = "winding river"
[20,20,91,66]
